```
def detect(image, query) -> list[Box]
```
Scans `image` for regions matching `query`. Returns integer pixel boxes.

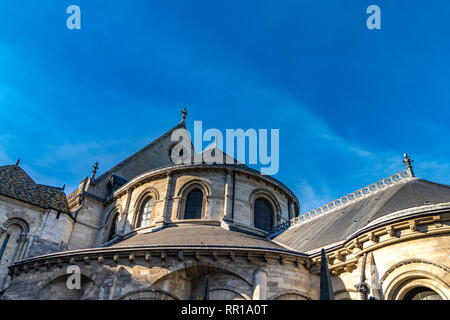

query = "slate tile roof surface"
[111,224,287,250]
[274,178,450,253]
[0,165,69,213]
[93,123,187,184]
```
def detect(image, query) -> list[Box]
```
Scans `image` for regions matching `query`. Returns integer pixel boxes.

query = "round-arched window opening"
[107,214,119,242]
[403,287,443,300]
[184,189,203,219]
[138,197,154,228]
[254,198,274,232]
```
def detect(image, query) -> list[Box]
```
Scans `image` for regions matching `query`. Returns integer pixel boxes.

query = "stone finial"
[91,162,99,180]
[180,107,187,123]
[15,158,20,166]
[402,153,415,177]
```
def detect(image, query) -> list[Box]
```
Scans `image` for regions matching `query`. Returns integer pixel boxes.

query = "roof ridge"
[415,178,450,190]
[35,183,65,190]
[271,169,414,234]
[0,165,36,184]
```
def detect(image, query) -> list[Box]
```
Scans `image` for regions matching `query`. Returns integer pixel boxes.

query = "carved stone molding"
[380,259,450,286]
[409,220,417,232]
[386,226,395,237]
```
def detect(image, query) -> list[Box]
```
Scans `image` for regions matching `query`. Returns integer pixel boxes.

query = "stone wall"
[324,212,450,300]
[90,167,298,246]
[0,196,74,290]
[1,248,315,300]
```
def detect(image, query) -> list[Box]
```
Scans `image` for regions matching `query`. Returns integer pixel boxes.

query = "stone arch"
[209,286,250,300]
[119,287,179,300]
[176,178,212,198]
[151,263,253,300]
[103,209,120,243]
[0,218,30,275]
[132,187,160,227]
[176,178,212,220]
[2,218,30,233]
[382,259,450,300]
[334,288,359,300]
[249,189,281,232]
[269,290,312,300]
[35,272,96,300]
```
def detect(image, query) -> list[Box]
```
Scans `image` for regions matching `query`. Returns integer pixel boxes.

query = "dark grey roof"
[274,178,450,253]
[93,122,186,184]
[111,224,286,250]
[197,146,244,166]
[0,165,69,213]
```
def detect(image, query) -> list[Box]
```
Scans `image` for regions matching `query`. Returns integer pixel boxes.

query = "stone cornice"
[309,212,450,276]
[8,246,311,278]
[307,206,450,257]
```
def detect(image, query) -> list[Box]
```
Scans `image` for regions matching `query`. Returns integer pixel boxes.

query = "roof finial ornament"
[62,184,66,190]
[402,153,415,177]
[91,162,99,180]
[15,158,20,166]
[180,107,187,124]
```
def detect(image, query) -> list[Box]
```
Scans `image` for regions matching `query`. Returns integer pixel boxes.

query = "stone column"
[120,190,133,234]
[252,269,267,300]
[222,170,233,222]
[289,200,296,219]
[157,173,173,224]
[18,233,30,261]
[11,232,28,263]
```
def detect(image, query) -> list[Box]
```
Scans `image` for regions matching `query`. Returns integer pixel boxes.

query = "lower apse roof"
[273,178,450,253]
[110,224,287,251]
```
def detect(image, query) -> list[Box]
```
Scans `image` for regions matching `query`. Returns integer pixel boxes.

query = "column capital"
[0,226,7,235]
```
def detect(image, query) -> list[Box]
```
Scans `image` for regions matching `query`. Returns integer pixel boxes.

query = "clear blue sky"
[1,1,449,212]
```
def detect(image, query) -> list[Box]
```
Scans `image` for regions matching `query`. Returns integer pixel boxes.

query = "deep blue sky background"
[1,1,449,212]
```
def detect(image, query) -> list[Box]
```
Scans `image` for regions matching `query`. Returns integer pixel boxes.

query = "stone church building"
[0,112,449,300]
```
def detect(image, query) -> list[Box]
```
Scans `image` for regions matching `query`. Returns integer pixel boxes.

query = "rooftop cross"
[180,107,187,123]
[91,162,99,180]
[402,153,415,177]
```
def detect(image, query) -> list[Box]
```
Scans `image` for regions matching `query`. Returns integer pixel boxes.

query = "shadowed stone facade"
[0,117,449,300]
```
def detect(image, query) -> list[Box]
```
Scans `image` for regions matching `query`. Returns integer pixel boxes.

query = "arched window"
[0,219,29,266]
[138,197,154,228]
[254,198,274,232]
[184,189,203,219]
[403,287,443,300]
[107,214,119,242]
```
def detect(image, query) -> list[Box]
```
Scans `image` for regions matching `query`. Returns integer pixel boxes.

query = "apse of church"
[0,114,449,300]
